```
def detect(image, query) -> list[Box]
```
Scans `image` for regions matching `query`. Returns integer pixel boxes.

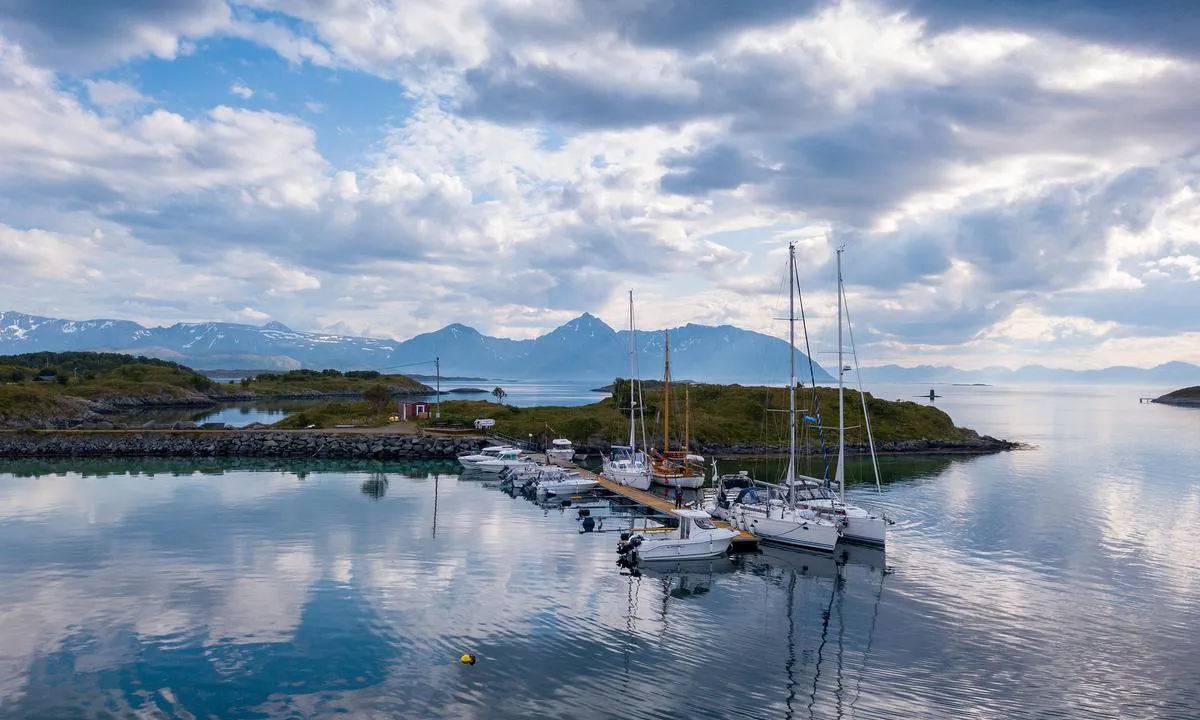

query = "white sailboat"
[788,247,888,547]
[726,242,843,553]
[602,290,653,491]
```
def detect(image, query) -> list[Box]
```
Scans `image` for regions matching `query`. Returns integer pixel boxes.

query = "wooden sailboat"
[651,331,706,488]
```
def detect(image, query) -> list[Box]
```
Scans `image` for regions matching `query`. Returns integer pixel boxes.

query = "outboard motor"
[616,534,643,556]
[581,515,596,532]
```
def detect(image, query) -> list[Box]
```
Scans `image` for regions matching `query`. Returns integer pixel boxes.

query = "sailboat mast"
[628,290,636,450]
[787,242,797,504]
[684,383,690,455]
[663,331,671,452]
[836,247,846,504]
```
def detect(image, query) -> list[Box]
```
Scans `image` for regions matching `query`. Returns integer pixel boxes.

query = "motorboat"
[473,448,538,474]
[546,438,575,462]
[616,509,739,564]
[458,444,516,469]
[536,473,599,496]
[702,467,755,521]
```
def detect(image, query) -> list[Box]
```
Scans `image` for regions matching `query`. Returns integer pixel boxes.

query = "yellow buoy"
[460,653,477,665]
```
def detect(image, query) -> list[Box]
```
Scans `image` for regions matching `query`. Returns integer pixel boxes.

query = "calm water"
[1,385,1198,718]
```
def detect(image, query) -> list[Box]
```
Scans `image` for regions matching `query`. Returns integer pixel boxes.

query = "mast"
[836,246,846,504]
[662,331,671,453]
[684,382,690,455]
[628,290,636,450]
[787,242,797,505]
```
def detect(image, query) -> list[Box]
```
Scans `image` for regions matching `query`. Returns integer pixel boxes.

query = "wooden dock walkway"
[563,462,759,551]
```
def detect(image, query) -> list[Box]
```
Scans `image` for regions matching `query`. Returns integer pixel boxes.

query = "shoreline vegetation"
[0,353,1018,457]
[0,352,432,429]
[1152,386,1200,407]
[414,379,1017,455]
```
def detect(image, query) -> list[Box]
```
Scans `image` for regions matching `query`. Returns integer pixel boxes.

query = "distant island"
[1151,386,1200,407]
[0,352,432,429]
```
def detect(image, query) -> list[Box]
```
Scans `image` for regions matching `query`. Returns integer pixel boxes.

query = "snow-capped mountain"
[0,310,833,382]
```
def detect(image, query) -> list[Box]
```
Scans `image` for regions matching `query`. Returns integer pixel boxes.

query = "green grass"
[0,361,215,401]
[1159,386,1200,400]
[388,382,981,447]
[236,370,431,396]
[270,400,398,429]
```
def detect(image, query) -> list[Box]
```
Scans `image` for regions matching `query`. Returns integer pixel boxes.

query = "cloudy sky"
[0,0,1197,369]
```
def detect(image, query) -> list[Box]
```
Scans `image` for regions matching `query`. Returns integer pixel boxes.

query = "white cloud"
[83,78,148,109]
[231,81,254,99]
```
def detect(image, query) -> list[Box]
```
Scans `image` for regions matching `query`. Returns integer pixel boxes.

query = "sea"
[0,383,1198,718]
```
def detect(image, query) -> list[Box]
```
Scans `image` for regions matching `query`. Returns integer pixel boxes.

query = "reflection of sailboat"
[360,472,389,500]
[748,541,887,718]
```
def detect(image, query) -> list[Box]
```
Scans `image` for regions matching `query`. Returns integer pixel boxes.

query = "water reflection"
[2,382,1200,720]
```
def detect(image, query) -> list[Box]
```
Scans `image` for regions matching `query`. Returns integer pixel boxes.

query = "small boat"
[546,438,575,462]
[702,466,755,521]
[458,445,516,469]
[536,473,598,496]
[616,509,739,563]
[473,448,538,474]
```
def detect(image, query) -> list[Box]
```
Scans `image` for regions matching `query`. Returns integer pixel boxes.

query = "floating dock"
[561,462,759,552]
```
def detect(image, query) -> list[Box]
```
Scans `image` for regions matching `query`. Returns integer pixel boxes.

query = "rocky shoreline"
[691,435,1021,456]
[0,431,486,460]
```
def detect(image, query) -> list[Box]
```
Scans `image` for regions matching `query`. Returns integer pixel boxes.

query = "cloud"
[82,79,149,109]
[0,0,231,72]
[231,82,254,99]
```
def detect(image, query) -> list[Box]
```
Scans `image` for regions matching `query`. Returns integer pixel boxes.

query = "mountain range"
[859,362,1200,386]
[0,310,834,383]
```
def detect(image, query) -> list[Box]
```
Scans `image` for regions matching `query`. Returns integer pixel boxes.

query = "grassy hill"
[0,353,432,427]
[1153,386,1200,406]
[423,382,984,448]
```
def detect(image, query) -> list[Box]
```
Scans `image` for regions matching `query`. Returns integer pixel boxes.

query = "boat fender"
[460,653,477,665]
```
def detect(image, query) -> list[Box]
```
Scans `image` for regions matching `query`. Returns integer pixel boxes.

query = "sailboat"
[650,333,706,488]
[725,242,843,553]
[602,290,653,491]
[787,247,889,547]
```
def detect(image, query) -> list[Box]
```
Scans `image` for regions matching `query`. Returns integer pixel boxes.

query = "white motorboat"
[616,509,739,563]
[602,290,653,491]
[724,242,843,553]
[536,474,598,496]
[702,465,755,521]
[546,438,575,462]
[473,448,538,474]
[458,444,516,469]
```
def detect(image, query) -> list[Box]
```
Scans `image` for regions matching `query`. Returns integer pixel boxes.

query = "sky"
[0,0,1197,370]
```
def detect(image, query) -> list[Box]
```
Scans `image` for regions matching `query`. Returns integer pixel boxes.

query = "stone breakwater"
[0,431,486,460]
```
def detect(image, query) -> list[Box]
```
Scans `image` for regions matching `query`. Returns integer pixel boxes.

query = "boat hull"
[632,534,736,561]
[841,515,887,546]
[546,449,575,461]
[651,471,706,489]
[602,462,652,490]
[731,507,839,553]
[538,479,598,495]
